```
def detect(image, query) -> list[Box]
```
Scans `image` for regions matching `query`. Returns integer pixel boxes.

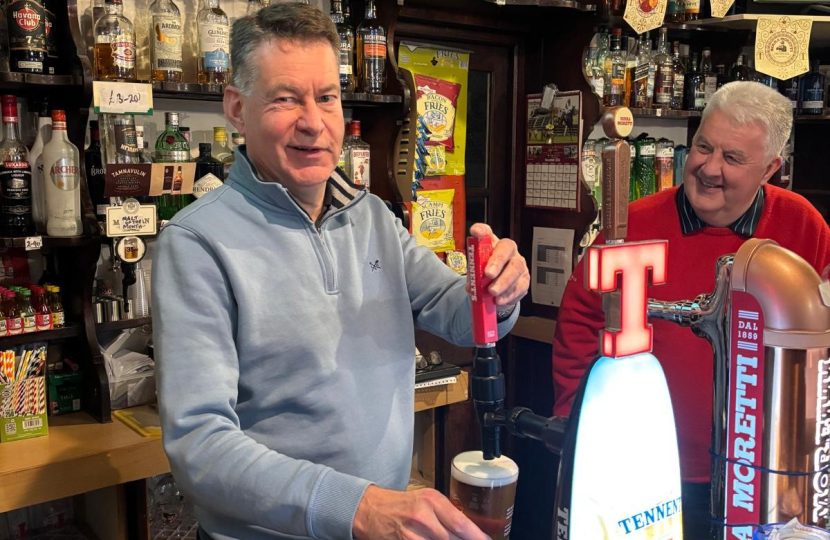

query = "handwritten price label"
[92,81,154,115]
[24,236,43,251]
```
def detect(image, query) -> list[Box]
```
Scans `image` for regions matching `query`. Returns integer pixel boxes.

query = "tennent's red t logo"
[585,240,668,358]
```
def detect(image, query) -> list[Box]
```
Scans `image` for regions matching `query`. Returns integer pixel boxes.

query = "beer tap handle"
[600,107,634,243]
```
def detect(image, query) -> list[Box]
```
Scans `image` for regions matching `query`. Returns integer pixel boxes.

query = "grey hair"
[231,3,340,97]
[697,81,792,160]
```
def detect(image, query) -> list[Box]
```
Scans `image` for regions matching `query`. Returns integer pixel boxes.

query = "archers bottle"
[42,110,82,236]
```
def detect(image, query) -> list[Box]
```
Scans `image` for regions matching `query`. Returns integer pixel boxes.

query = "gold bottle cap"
[601,107,634,139]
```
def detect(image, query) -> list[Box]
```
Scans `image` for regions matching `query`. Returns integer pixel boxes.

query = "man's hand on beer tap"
[467,223,530,313]
[353,485,492,540]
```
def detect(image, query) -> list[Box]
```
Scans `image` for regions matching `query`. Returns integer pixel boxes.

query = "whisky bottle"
[652,29,673,109]
[666,0,685,24]
[684,0,700,21]
[0,95,35,237]
[700,48,717,107]
[670,41,685,110]
[154,112,190,220]
[603,28,625,107]
[729,54,750,82]
[197,0,230,85]
[42,110,83,237]
[591,28,608,99]
[7,0,47,74]
[150,0,183,82]
[94,0,136,81]
[101,114,139,165]
[632,33,653,108]
[332,0,356,93]
[623,35,638,107]
[356,0,386,94]
[683,52,705,111]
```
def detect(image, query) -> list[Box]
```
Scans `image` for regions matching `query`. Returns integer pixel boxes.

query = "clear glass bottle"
[798,60,825,116]
[590,27,609,99]
[193,143,224,201]
[211,127,234,177]
[0,95,35,237]
[670,41,685,110]
[603,28,625,107]
[332,0,356,93]
[623,35,638,107]
[43,110,83,237]
[5,292,22,336]
[28,97,51,233]
[94,0,136,81]
[700,48,717,107]
[150,0,183,82]
[135,125,153,163]
[20,288,35,333]
[154,112,190,221]
[631,137,656,201]
[730,54,750,82]
[356,0,386,94]
[197,0,230,85]
[32,286,50,331]
[652,29,672,110]
[343,121,370,190]
[100,114,139,165]
[48,285,64,328]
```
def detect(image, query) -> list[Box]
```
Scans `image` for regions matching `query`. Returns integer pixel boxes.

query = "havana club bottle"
[7,0,47,74]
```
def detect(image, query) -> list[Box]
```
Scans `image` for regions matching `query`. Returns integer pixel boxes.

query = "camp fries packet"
[398,43,470,177]
[411,189,455,252]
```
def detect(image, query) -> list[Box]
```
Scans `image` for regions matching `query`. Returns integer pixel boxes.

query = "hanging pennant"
[709,0,734,19]
[624,0,668,35]
[755,16,813,80]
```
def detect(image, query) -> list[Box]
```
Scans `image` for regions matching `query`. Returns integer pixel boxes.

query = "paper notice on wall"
[531,227,574,307]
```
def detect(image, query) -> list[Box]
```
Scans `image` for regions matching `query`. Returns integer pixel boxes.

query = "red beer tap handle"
[467,236,498,346]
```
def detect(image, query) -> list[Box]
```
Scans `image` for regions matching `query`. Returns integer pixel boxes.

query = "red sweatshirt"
[552,184,830,482]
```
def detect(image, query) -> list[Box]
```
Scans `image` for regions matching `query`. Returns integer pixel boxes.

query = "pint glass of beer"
[449,451,519,540]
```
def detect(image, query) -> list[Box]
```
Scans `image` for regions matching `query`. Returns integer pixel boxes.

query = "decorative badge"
[624,0,667,35]
[755,16,812,80]
[709,0,734,19]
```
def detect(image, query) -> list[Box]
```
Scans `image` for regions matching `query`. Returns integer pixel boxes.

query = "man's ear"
[760,155,783,186]
[223,86,246,137]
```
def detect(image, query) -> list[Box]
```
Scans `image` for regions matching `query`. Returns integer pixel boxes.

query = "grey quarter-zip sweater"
[153,146,519,540]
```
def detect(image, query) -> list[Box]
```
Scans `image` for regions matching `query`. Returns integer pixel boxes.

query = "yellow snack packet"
[412,189,455,252]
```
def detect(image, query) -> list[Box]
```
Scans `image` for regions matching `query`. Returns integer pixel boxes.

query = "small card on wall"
[624,0,668,35]
[755,16,813,80]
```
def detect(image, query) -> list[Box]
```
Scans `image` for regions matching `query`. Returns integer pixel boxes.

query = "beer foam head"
[451,451,519,488]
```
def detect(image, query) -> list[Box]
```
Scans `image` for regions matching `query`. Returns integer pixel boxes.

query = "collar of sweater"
[225,144,365,223]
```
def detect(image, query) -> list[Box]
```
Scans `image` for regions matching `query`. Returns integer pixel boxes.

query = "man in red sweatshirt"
[552,81,830,538]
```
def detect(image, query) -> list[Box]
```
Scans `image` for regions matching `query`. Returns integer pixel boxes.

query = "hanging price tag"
[92,81,154,115]
[24,236,43,251]
[624,0,668,35]
[755,16,813,81]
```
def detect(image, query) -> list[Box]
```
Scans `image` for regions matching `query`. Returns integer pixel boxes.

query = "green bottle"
[631,137,657,202]
[154,112,190,221]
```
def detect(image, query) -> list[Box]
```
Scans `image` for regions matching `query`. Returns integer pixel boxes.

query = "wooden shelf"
[96,317,152,333]
[484,0,596,11]
[153,86,403,107]
[0,235,96,250]
[0,325,80,347]
[0,71,83,91]
[627,107,702,119]
[0,411,169,513]
[687,14,830,47]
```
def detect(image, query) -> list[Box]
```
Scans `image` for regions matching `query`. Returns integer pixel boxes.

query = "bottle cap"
[347,121,361,136]
[165,112,180,126]
[199,142,212,154]
[2,95,18,122]
[214,127,227,141]
[51,110,67,128]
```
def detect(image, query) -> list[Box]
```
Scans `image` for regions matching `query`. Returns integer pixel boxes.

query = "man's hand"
[353,485,491,540]
[468,223,530,312]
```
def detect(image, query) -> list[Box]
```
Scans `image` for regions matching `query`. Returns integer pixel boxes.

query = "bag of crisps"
[411,189,455,252]
[416,74,461,151]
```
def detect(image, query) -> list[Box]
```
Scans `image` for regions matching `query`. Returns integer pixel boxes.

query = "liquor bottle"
[652,29,673,110]
[5,292,22,336]
[44,0,58,74]
[193,143,224,201]
[94,0,136,81]
[684,53,705,111]
[43,110,82,237]
[715,64,728,89]
[0,95,35,237]
[604,28,625,107]
[211,126,234,177]
[655,137,674,192]
[246,0,261,15]
[172,166,183,195]
[632,33,653,108]
[623,36,638,107]
[700,48,717,107]
[154,112,190,221]
[343,0,352,25]
[150,0,183,82]
[343,121,370,189]
[585,35,597,81]
[32,286,50,331]
[85,120,107,220]
[684,0,700,20]
[100,114,139,164]
[798,60,825,116]
[29,98,51,233]
[135,125,153,163]
[785,77,799,112]
[332,0,356,93]
[7,0,47,74]
[631,137,656,201]
[730,54,750,82]
[590,28,609,99]
[47,285,64,328]
[666,0,685,24]
[670,41,685,110]
[0,0,9,73]
[356,0,386,94]
[197,0,230,85]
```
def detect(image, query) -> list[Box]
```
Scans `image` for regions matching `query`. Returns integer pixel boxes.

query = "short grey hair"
[230,3,340,97]
[697,81,792,160]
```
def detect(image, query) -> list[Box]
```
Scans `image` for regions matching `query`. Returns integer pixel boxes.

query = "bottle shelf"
[484,0,596,11]
[687,14,830,47]
[152,85,403,107]
[96,317,152,333]
[795,114,830,123]
[0,235,97,250]
[621,107,702,119]
[0,325,81,348]
[0,71,83,90]
[608,15,733,35]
